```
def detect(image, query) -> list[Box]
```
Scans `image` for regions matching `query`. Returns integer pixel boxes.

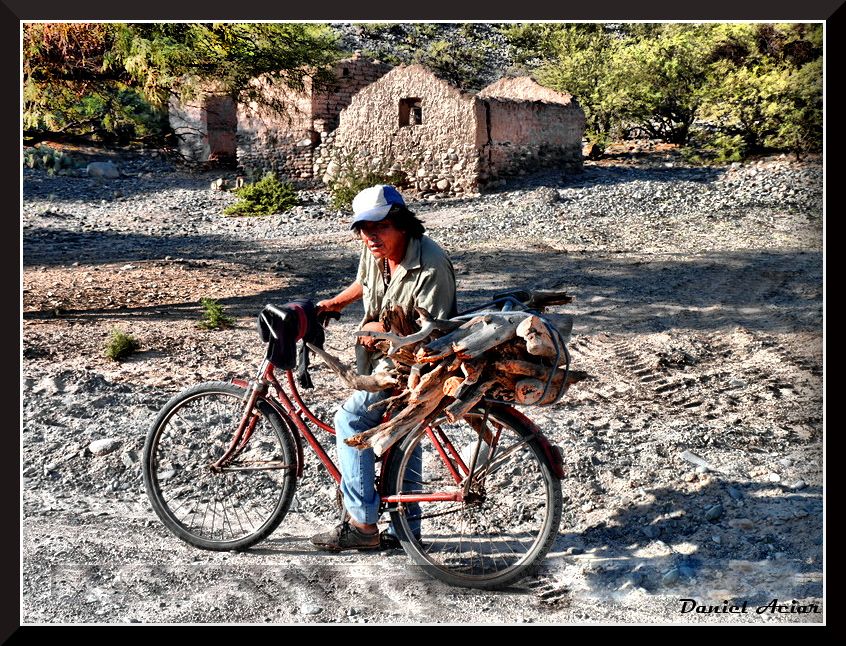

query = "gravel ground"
[21,144,824,625]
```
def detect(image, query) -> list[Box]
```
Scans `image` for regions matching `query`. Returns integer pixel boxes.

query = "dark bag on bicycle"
[257,300,325,387]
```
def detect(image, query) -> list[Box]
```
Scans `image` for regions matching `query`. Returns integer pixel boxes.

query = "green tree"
[24,23,342,145]
[609,24,712,144]
[699,23,822,158]
[530,25,624,154]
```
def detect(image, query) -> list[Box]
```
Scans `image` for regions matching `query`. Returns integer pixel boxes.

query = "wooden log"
[305,343,398,392]
[346,375,447,455]
[515,378,545,405]
[516,315,556,357]
[417,323,477,362]
[442,375,465,397]
[460,359,485,384]
[444,378,498,423]
[451,313,529,360]
[525,289,573,309]
[409,363,446,403]
[494,359,548,379]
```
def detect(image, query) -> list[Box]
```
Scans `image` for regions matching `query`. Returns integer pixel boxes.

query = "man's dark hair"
[353,204,425,239]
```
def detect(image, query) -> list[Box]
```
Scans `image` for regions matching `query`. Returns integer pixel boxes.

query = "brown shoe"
[310,521,380,552]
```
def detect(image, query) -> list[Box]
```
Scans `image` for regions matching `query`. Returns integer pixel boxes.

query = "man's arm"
[316,281,363,314]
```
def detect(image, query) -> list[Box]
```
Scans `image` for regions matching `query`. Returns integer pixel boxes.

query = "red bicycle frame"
[223,360,471,506]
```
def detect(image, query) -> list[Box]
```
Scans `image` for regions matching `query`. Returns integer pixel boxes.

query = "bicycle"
[142,290,571,589]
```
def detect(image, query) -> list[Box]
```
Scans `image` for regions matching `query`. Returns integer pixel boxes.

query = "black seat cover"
[257,300,325,381]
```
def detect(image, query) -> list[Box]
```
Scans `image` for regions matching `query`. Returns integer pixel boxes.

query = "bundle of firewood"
[306,296,586,456]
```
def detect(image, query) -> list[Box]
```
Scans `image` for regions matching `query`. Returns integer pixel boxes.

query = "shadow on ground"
[543,478,822,604]
[24,233,822,336]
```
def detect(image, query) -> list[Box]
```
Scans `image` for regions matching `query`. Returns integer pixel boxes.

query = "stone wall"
[474,77,584,183]
[235,78,314,179]
[312,55,392,134]
[315,65,483,196]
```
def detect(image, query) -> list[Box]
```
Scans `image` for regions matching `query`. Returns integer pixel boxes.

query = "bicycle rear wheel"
[142,381,297,551]
[386,406,562,589]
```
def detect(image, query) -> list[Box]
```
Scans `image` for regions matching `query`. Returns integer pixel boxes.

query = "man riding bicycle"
[310,184,457,551]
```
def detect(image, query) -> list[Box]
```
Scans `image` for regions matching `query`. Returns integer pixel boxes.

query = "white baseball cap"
[350,185,406,229]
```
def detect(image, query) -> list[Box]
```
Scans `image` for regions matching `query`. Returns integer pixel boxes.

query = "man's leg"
[334,389,389,527]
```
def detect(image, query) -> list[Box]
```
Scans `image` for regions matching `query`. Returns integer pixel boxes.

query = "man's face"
[358,219,407,261]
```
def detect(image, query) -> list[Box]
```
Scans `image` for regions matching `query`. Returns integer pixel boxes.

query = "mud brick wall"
[235,56,390,180]
[316,65,483,196]
[478,99,584,181]
[235,80,314,179]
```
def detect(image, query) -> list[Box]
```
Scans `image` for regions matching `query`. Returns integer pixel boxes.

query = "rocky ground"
[21,144,824,624]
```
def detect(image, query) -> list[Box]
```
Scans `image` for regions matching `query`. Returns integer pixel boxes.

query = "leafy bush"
[198,298,235,330]
[104,328,141,361]
[223,173,299,216]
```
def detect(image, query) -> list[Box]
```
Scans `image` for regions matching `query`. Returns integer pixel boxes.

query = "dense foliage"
[505,22,823,159]
[24,23,342,145]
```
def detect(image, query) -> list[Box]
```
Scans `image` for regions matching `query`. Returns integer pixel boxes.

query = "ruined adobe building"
[169,58,585,195]
[170,54,392,176]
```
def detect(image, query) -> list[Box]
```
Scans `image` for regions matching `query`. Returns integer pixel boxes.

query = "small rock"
[788,479,806,490]
[705,504,723,521]
[300,605,322,616]
[565,546,584,555]
[346,607,358,617]
[662,568,680,586]
[581,501,595,512]
[33,376,63,395]
[727,486,743,500]
[712,535,722,544]
[683,471,697,482]
[696,465,709,474]
[768,473,781,483]
[779,458,793,467]
[87,161,120,179]
[89,438,121,456]
[121,450,139,468]
[728,518,754,531]
[642,525,660,539]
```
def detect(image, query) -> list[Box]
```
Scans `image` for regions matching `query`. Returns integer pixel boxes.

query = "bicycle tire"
[142,381,297,551]
[385,406,562,589]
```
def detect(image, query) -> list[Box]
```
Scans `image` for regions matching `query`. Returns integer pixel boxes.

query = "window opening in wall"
[342,67,350,77]
[399,98,423,126]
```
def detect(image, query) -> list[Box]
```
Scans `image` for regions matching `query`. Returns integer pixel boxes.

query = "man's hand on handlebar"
[316,301,342,327]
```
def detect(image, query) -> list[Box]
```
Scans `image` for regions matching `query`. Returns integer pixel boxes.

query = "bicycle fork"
[210,360,271,472]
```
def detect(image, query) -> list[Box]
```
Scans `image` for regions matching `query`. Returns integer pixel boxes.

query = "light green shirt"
[355,234,457,375]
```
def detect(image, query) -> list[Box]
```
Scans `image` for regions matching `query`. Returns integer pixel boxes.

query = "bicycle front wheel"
[142,381,297,551]
[386,406,562,589]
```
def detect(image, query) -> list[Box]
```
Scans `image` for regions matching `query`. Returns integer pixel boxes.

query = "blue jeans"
[335,389,421,537]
